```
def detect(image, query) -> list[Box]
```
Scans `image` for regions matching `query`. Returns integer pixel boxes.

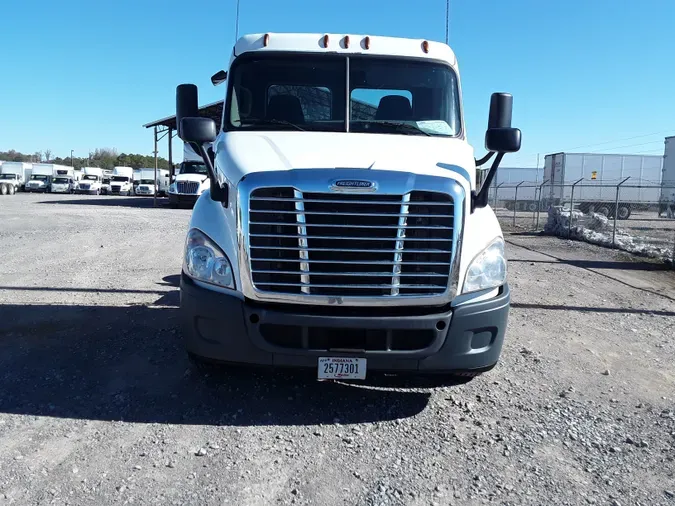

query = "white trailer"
[134,168,170,196]
[543,152,664,219]
[0,162,32,191]
[110,166,134,195]
[76,167,104,194]
[490,166,544,211]
[26,163,71,192]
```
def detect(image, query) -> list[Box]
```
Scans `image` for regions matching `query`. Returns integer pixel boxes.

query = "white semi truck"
[0,162,32,191]
[109,166,134,195]
[543,152,664,219]
[76,167,104,194]
[25,163,71,192]
[174,33,521,381]
[50,167,77,193]
[168,143,211,206]
[134,168,170,196]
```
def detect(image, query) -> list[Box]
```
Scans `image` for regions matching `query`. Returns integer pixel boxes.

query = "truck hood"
[217,131,476,187]
[175,173,209,183]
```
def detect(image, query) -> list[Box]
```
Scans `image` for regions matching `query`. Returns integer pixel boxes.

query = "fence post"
[612,177,631,248]
[535,179,550,230]
[493,183,505,209]
[568,178,584,238]
[513,181,524,227]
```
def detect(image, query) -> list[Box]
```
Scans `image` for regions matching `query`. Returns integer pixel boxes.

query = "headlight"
[462,238,507,294]
[183,229,234,289]
[169,182,177,193]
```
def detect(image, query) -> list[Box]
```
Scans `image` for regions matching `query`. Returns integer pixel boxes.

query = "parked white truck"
[168,143,211,206]
[544,152,664,219]
[174,33,521,380]
[109,166,134,195]
[76,167,104,194]
[135,168,170,196]
[26,163,71,192]
[50,167,77,193]
[0,162,32,192]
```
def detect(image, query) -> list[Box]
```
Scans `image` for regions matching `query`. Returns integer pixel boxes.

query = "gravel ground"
[1,193,674,506]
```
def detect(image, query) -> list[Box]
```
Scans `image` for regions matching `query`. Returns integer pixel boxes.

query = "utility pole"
[70,150,74,168]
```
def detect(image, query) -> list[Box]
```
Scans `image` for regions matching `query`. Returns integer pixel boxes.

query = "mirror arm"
[475,152,495,167]
[191,141,228,206]
[472,152,504,212]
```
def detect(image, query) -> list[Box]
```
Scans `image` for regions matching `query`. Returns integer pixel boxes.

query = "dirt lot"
[1,193,674,506]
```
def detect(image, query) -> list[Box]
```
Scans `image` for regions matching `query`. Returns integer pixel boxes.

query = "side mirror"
[176,84,198,138]
[485,93,521,153]
[211,70,228,86]
[180,117,217,144]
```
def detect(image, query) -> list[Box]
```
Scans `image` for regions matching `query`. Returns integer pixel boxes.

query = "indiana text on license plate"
[318,357,367,380]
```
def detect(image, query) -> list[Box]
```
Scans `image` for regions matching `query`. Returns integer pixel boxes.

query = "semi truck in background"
[109,166,134,195]
[50,167,77,193]
[101,169,113,194]
[544,153,664,219]
[134,168,170,196]
[76,167,104,194]
[167,143,210,206]
[0,162,32,191]
[25,163,71,192]
[174,32,522,380]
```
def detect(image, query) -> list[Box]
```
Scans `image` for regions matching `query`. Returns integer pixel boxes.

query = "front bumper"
[169,193,199,205]
[180,273,510,374]
[75,189,99,194]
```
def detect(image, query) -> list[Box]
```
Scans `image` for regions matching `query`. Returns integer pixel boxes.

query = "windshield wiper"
[239,118,305,132]
[371,121,432,136]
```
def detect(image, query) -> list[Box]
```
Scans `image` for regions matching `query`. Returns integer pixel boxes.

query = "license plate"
[318,357,367,380]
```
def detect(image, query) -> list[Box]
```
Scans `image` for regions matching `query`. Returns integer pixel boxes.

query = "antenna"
[235,0,241,41]
[445,0,450,44]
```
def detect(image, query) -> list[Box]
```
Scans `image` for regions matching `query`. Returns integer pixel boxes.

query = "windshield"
[53,177,70,184]
[102,178,110,184]
[30,175,49,180]
[180,162,208,175]
[111,176,129,182]
[140,179,155,184]
[226,54,461,136]
[0,174,15,179]
[83,175,98,181]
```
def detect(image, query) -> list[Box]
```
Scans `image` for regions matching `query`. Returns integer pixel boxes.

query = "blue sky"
[1,0,673,166]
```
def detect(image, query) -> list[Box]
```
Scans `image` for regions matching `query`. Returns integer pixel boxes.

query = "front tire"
[0,183,8,196]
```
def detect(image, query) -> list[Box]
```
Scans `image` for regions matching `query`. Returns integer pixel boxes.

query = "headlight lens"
[183,229,234,289]
[462,238,507,294]
[169,182,177,193]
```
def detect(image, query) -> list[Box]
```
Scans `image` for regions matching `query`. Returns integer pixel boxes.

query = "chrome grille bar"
[294,189,311,295]
[391,193,410,296]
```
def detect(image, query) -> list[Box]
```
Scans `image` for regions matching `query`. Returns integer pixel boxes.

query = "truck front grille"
[248,188,454,297]
[111,185,121,192]
[177,181,199,194]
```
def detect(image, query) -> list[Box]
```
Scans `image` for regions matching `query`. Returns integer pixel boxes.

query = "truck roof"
[234,33,457,67]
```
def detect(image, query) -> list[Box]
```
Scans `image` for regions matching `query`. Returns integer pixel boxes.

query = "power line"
[557,130,671,152]
[589,140,664,152]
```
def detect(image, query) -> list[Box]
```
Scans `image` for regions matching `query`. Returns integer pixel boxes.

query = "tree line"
[0,148,172,171]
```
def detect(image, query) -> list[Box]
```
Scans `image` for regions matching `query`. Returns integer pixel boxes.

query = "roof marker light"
[422,40,429,53]
[343,35,350,48]
[323,34,329,48]
[364,36,371,49]
[263,33,270,47]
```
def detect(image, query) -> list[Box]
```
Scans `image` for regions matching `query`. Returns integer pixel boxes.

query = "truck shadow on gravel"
[39,197,179,209]
[0,297,431,426]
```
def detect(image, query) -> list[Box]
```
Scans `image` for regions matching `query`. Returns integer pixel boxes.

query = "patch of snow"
[544,206,674,265]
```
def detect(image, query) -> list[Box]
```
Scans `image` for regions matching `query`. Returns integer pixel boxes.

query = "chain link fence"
[491,180,675,266]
